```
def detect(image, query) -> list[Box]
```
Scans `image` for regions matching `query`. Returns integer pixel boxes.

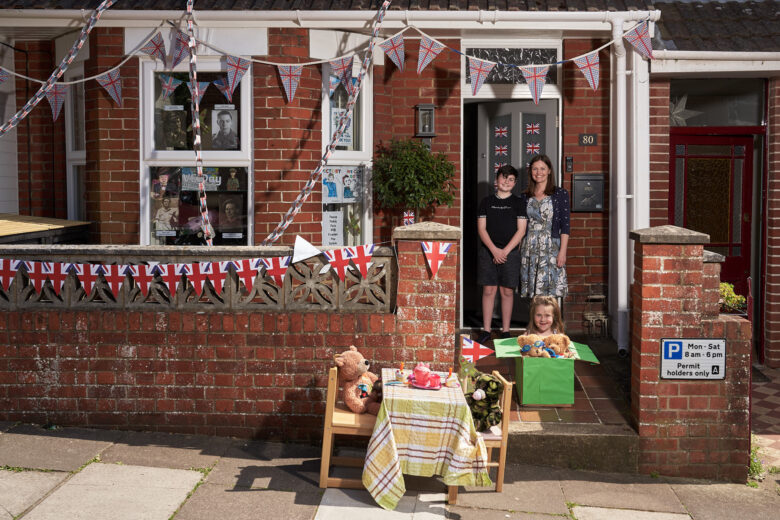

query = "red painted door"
[669,135,753,296]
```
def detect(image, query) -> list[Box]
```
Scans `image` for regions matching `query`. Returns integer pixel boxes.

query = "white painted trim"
[320,63,373,163]
[64,63,86,221]
[125,27,268,58]
[651,59,780,76]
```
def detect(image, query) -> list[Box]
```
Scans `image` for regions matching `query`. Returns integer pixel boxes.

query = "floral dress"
[520,196,568,297]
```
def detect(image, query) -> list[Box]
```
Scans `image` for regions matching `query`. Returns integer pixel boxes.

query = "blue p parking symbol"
[663,340,683,360]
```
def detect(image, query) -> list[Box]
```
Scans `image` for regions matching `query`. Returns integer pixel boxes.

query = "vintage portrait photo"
[157,109,188,150]
[219,194,243,231]
[151,167,180,200]
[220,167,246,192]
[210,109,239,150]
[152,195,179,243]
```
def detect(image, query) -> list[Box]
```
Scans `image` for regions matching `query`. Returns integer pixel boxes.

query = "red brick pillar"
[765,77,780,367]
[393,222,461,369]
[630,225,751,482]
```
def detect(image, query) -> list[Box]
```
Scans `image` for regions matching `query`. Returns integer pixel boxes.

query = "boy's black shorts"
[477,247,520,288]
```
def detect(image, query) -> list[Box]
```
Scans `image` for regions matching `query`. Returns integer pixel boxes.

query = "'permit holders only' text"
[660,339,726,380]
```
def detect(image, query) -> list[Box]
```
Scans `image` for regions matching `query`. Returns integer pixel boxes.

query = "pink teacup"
[427,373,441,387]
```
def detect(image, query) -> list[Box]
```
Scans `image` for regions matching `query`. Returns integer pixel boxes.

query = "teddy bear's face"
[334,345,370,381]
[517,334,545,357]
[545,334,571,355]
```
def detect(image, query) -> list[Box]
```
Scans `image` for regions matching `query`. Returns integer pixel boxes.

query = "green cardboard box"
[493,338,600,406]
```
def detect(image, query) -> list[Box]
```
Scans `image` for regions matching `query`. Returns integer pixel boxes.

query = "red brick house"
[0,0,777,366]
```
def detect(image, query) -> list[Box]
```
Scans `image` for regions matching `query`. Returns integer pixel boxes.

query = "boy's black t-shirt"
[478,194,527,249]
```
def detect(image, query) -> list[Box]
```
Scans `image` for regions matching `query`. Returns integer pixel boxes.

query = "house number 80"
[579,133,597,146]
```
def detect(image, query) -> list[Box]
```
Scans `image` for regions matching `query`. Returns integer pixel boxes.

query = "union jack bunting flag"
[45,84,68,121]
[96,70,123,107]
[208,261,233,295]
[416,36,445,75]
[379,33,405,72]
[212,77,232,102]
[139,32,166,64]
[494,145,508,156]
[156,263,182,296]
[323,248,353,282]
[186,81,210,106]
[278,65,303,103]
[0,258,21,291]
[345,244,375,279]
[521,65,549,105]
[158,74,183,101]
[48,262,73,295]
[22,261,52,293]
[170,30,191,69]
[421,241,452,278]
[574,51,600,91]
[494,162,507,173]
[127,264,158,298]
[468,57,495,96]
[234,258,260,293]
[624,20,653,60]
[0,68,10,86]
[526,142,541,155]
[329,56,353,91]
[186,262,214,296]
[77,263,101,297]
[494,126,508,138]
[403,210,415,226]
[225,55,250,96]
[526,123,540,135]
[461,337,495,363]
[101,263,129,298]
[260,256,291,288]
[328,75,341,97]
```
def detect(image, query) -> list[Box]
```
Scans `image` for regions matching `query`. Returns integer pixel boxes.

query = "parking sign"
[660,338,726,380]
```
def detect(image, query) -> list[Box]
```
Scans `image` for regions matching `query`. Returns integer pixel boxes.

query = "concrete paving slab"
[446,506,573,519]
[572,506,691,520]
[100,430,232,470]
[314,488,446,519]
[669,480,780,519]
[454,464,570,516]
[207,441,321,493]
[0,425,124,472]
[558,468,686,513]
[0,469,67,518]
[23,462,202,520]
[176,482,321,520]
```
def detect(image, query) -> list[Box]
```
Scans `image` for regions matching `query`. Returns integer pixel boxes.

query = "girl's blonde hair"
[526,295,565,334]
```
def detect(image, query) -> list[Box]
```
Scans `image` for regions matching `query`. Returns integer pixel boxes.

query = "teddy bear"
[516,333,546,357]
[334,345,382,415]
[544,333,575,358]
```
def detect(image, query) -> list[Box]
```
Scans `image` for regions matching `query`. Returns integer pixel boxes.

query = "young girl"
[525,295,565,338]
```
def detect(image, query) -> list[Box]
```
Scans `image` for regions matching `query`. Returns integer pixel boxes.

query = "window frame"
[64,62,86,221]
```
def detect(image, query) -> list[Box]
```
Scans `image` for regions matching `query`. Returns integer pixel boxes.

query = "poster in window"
[341,168,360,203]
[322,167,343,203]
[152,196,179,237]
[159,107,187,150]
[182,167,222,191]
[331,108,353,147]
[219,194,243,232]
[151,167,180,200]
[220,167,246,192]
[322,210,344,246]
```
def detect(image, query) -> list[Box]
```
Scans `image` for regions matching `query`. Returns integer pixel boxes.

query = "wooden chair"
[480,370,513,492]
[319,366,376,489]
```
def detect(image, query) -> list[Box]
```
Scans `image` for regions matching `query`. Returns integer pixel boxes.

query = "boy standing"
[476,165,527,343]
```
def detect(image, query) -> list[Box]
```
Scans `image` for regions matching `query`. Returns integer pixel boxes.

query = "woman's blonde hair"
[526,295,565,334]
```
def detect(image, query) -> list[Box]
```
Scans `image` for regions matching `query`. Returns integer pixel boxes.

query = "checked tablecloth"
[362,368,492,510]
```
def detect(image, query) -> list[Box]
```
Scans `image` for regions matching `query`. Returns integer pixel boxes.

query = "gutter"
[652,49,780,75]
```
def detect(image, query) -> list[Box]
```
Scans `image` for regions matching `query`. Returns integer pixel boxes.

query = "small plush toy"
[544,334,575,358]
[334,345,382,415]
[516,334,546,357]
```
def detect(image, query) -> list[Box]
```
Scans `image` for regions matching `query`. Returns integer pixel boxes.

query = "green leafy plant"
[372,139,455,218]
[748,441,764,482]
[719,282,746,313]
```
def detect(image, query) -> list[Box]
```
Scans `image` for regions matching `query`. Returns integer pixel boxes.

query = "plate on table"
[408,375,442,390]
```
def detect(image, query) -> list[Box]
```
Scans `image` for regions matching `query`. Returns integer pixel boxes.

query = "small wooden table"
[361,368,492,510]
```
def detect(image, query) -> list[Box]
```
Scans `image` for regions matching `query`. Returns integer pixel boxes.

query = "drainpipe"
[610,16,630,355]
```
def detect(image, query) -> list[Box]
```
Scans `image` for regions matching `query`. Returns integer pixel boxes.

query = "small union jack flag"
[330,56,353,91]
[260,256,291,288]
[379,33,405,72]
[526,142,541,155]
[170,30,191,69]
[139,32,166,64]
[421,241,452,278]
[45,84,68,121]
[127,264,158,298]
[345,244,375,279]
[574,51,600,91]
[468,57,495,96]
[158,74,183,101]
[96,70,123,107]
[494,162,507,173]
[494,126,508,138]
[461,337,495,363]
[23,261,52,293]
[101,263,129,298]
[417,36,445,75]
[323,248,353,282]
[77,263,100,297]
[521,65,549,105]
[624,20,653,60]
[0,258,21,291]
[48,262,72,296]
[225,55,250,95]
[494,145,508,156]
[403,210,415,226]
[328,75,340,98]
[186,81,210,106]
[278,64,303,103]
[212,77,232,102]
[526,123,540,135]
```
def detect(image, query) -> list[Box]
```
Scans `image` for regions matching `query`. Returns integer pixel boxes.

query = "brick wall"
[372,38,462,242]
[765,78,780,367]
[648,79,670,227]
[0,225,461,441]
[561,39,611,331]
[630,226,751,482]
[14,40,67,218]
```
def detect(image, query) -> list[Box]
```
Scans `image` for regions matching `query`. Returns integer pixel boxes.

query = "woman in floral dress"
[518,155,570,298]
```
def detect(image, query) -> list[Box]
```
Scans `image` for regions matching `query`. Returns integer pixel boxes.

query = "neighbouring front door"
[669,135,753,296]
[462,99,558,329]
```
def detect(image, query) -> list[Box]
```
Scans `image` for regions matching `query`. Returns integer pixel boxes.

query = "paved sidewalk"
[1,422,778,519]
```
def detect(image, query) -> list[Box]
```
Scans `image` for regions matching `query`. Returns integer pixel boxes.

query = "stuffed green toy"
[460,359,504,433]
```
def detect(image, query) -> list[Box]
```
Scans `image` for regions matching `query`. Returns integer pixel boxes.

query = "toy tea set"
[395,362,459,390]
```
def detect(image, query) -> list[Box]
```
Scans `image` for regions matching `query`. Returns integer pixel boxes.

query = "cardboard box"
[494,338,600,406]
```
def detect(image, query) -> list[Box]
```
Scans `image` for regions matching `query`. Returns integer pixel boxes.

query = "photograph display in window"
[153,72,241,151]
[330,76,361,152]
[321,165,365,246]
[149,166,248,245]
[465,48,558,85]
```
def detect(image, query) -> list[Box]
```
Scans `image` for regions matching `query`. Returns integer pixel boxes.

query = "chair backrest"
[324,366,339,428]
[491,370,512,437]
